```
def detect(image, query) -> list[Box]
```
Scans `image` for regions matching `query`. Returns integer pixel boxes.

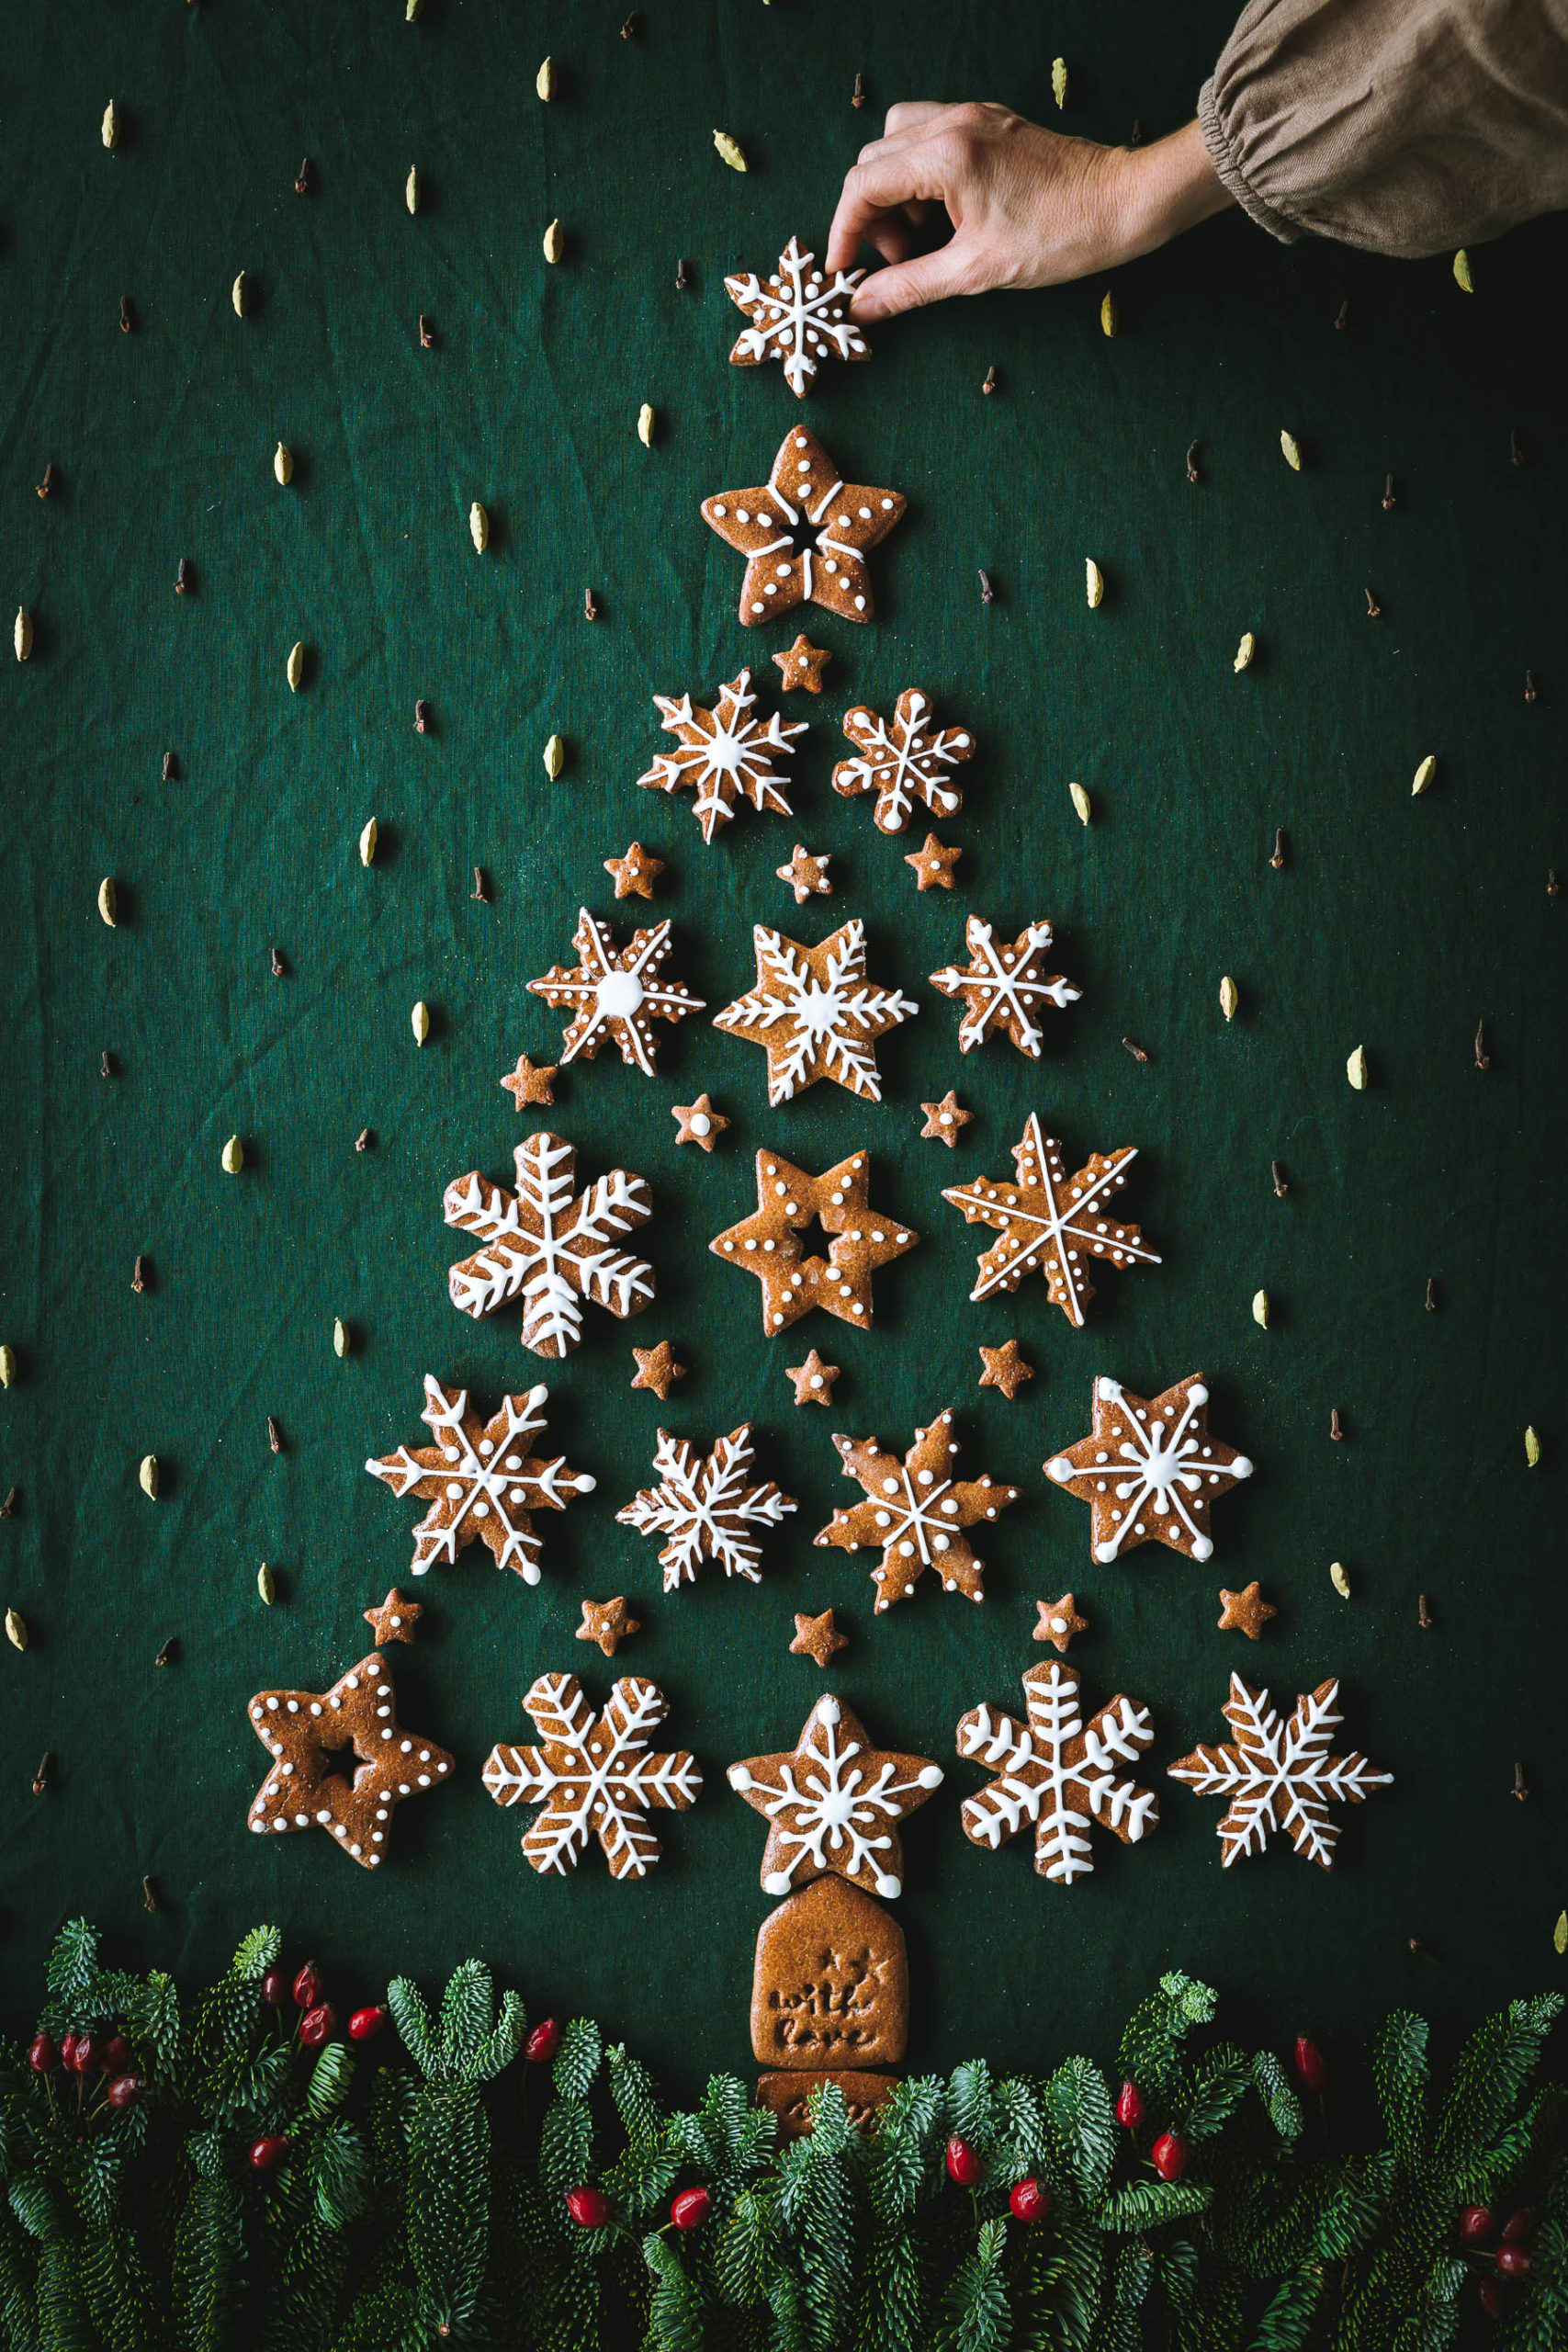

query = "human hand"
[826,104,1230,322]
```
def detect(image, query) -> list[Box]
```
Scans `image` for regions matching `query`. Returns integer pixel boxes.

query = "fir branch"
[937,2215,1010,2352]
[1098,2179,1211,2231]
[551,2018,603,2103]
[1372,2012,1430,2173]
[1044,2060,1116,2207]
[537,2098,592,2199]
[43,1923,98,2016]
[605,2045,665,2148]
[1250,2052,1305,2144]
[644,2230,708,2352]
[407,2079,488,2339]
[1435,1998,1563,2173]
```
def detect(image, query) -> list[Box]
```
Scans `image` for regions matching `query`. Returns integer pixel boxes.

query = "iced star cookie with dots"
[701,426,906,628]
[367,1374,595,1583]
[710,1148,919,1334]
[942,1114,1161,1327]
[637,670,807,844]
[832,689,976,834]
[527,910,705,1077]
[725,236,870,396]
[1045,1374,1254,1564]
[814,1408,1019,1611]
[728,1694,942,1899]
[930,918,1081,1057]
[247,1650,454,1869]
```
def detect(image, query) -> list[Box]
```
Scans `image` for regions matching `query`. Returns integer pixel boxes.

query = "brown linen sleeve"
[1198,0,1568,255]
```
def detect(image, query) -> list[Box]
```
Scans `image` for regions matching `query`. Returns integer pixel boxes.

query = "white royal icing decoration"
[528,910,705,1078]
[483,1672,702,1880]
[727,1694,941,1899]
[725,237,868,396]
[445,1131,655,1359]
[957,1661,1158,1885]
[930,918,1081,1057]
[832,688,976,833]
[637,670,808,843]
[616,1426,796,1590]
[1168,1676,1393,1870]
[1047,1376,1252,1563]
[942,1114,1161,1325]
[713,918,918,1105]
[366,1374,594,1582]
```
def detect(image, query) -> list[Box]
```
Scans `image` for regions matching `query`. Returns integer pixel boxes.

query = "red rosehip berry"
[59,2032,80,2072]
[291,1962,324,2011]
[1115,2081,1146,2130]
[1459,2207,1496,2247]
[1010,2178,1050,2222]
[299,2004,338,2049]
[248,2135,289,2172]
[106,2075,143,2111]
[1292,2037,1326,2092]
[27,2033,57,2075]
[347,2006,386,2042]
[1502,2209,1534,2245]
[525,2018,559,2064]
[67,2034,99,2077]
[945,2136,982,2188]
[565,2186,612,2229]
[1151,2130,1190,2182]
[1495,2245,1532,2280]
[671,2186,711,2231]
[100,2036,131,2077]
[1477,2276,1505,2320]
[261,1966,289,2007]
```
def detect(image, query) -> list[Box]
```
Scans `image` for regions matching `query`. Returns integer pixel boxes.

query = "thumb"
[851,239,980,323]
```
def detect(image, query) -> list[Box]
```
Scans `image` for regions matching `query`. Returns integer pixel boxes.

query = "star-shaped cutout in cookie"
[906,835,963,891]
[713,918,918,1105]
[978,1340,1035,1399]
[603,842,665,899]
[1045,1374,1253,1564]
[920,1091,973,1148]
[1033,1592,1089,1653]
[701,426,907,629]
[711,1148,919,1335]
[631,1341,686,1401]
[671,1093,729,1151]
[528,910,705,1077]
[942,1114,1162,1327]
[776,845,833,903]
[576,1596,641,1657]
[363,1587,423,1646]
[728,1693,942,1898]
[930,918,1081,1057]
[501,1053,558,1109]
[790,1608,849,1668]
[773,634,833,694]
[1218,1582,1277,1640]
[815,1407,1020,1611]
[637,671,807,844]
[247,1650,455,1870]
[785,1349,840,1407]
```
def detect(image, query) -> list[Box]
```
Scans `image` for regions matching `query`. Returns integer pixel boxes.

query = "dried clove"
[1269,828,1286,870]
[1185,441,1201,483]
[1509,428,1524,468]
[1365,587,1381,617]
[1121,1037,1149,1064]
[270,945,285,978]
[101,1051,115,1079]
[981,365,997,395]
[852,71,866,109]
[621,12,640,35]
[162,752,176,782]
[154,1636,178,1667]
[977,569,995,605]
[1129,119,1145,146]
[1330,1408,1344,1442]
[175,557,192,595]
[1417,1593,1433,1629]
[1271,1159,1289,1197]
[1408,1938,1439,1962]
[1525,669,1538,703]
[142,1875,160,1913]
[1381,472,1396,511]
[355,1127,372,1151]
[583,588,599,619]
[1334,299,1349,330]
[295,157,311,195]
[1512,1760,1529,1803]
[266,1415,283,1455]
[418,313,435,348]
[1474,1020,1490,1069]
[0,1487,16,1519]
[33,1754,51,1796]
[131,1255,148,1294]
[38,462,56,499]
[413,698,432,733]
[119,294,134,334]
[471,865,489,903]
[675,257,690,290]
[1425,1277,1438,1312]
[1550,868,1561,897]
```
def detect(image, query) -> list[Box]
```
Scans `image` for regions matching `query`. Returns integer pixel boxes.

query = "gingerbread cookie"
[527,911,705,1076]
[482,1673,701,1879]
[637,672,807,843]
[790,1608,848,1667]
[363,1588,422,1645]
[445,1133,653,1358]
[576,1597,639,1657]
[930,919,1080,1057]
[785,1350,840,1406]
[1167,1676,1392,1869]
[1045,1374,1253,1564]
[603,842,664,899]
[956,1660,1158,1885]
[750,1877,908,2067]
[711,1149,918,1334]
[777,845,832,903]
[630,1342,685,1400]
[671,1094,728,1150]
[814,1407,1019,1611]
[1033,1594,1089,1652]
[978,1341,1034,1398]
[919,1091,972,1147]
[247,1650,454,1869]
[702,427,906,628]
[756,2070,897,2145]
[905,835,962,891]
[367,1374,594,1582]
[501,1053,557,1108]
[773,634,832,694]
[616,1427,796,1589]
[1217,1582,1276,1639]
[713,919,918,1105]
[942,1114,1161,1327]
[725,237,869,397]
[832,690,975,833]
[728,1693,942,1899]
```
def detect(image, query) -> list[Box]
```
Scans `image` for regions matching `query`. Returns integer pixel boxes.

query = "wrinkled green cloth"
[1,0,1563,2097]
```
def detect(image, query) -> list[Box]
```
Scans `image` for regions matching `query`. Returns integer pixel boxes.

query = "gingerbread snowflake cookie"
[711,1148,918,1334]
[637,671,807,843]
[728,1693,942,1898]
[725,237,869,396]
[930,919,1081,1057]
[528,910,705,1076]
[942,1114,1161,1327]
[702,427,906,628]
[616,1426,796,1589]
[1045,1374,1253,1564]
[247,1650,454,1869]
[1168,1677,1392,1870]
[445,1131,653,1358]
[832,690,976,833]
[714,919,918,1105]
[367,1374,594,1583]
[484,1673,701,1880]
[956,1661,1158,1885]
[814,1408,1019,1611]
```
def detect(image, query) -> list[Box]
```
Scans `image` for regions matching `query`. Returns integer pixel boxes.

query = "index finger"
[825,140,953,275]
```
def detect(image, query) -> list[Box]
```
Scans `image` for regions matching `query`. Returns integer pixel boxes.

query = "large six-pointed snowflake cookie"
[710,1149,919,1334]
[728,1694,943,1899]
[1045,1374,1253,1564]
[832,690,976,833]
[527,910,705,1076]
[930,919,1081,1057]
[713,919,918,1105]
[957,1662,1158,1885]
[942,1114,1161,1327]
[445,1130,654,1359]
[248,1650,455,1870]
[616,1426,797,1590]
[637,670,808,843]
[366,1374,595,1583]
[814,1407,1020,1611]
[1167,1677,1392,1870]
[725,237,870,396]
[701,427,906,628]
[482,1673,702,1879]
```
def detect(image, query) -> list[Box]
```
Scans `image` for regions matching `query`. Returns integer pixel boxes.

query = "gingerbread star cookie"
[776,845,832,903]
[785,1349,840,1407]
[930,918,1081,1057]
[978,1340,1034,1399]
[773,634,833,694]
[671,1094,729,1150]
[528,911,705,1077]
[725,237,869,397]
[728,1693,942,1898]
[247,1650,454,1869]
[920,1091,972,1148]
[603,842,664,899]
[1033,1593,1089,1652]
[942,1114,1162,1327]
[701,426,907,628]
[501,1053,557,1108]
[790,1608,849,1667]
[906,835,962,891]
[711,1148,918,1334]
[576,1596,640,1657]
[444,1133,654,1359]
[1218,1582,1276,1639]
[630,1342,685,1400]
[363,1588,423,1646]
[1044,1375,1254,1564]
[833,689,976,832]
[367,1375,596,1583]
[637,671,807,844]
[814,1407,1019,1611]
[713,918,918,1105]
[483,1674,701,1879]
[1167,1677,1391,1870]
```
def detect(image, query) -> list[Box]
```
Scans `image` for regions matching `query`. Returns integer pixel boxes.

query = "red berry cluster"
[1113,2080,1189,2181]
[1459,2205,1534,2316]
[564,2181,711,2233]
[28,2025,143,2119]
[247,1959,385,2171]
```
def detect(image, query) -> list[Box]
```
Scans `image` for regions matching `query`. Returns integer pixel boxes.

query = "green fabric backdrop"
[1,0,1563,2098]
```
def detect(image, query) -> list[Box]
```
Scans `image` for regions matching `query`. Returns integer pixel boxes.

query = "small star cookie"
[790,1609,849,1668]
[978,1341,1034,1399]
[776,845,833,903]
[631,1342,686,1401]
[363,1587,423,1646]
[785,1350,840,1407]
[773,634,833,693]
[603,842,665,899]
[501,1054,558,1109]
[1033,1593,1089,1653]
[671,1094,729,1150]
[906,835,963,891]
[576,1596,641,1657]
[920,1091,972,1148]
[1217,1582,1276,1639]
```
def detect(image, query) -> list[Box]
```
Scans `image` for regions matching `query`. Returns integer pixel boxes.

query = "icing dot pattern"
[367,1372,595,1583]
[942,1113,1162,1328]
[246,1650,455,1869]
[814,1407,1021,1612]
[710,1148,919,1335]
[832,687,977,833]
[701,425,907,630]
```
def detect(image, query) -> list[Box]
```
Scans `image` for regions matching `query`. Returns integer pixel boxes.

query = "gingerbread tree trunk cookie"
[728,1693,942,1900]
[637,671,807,843]
[247,1651,455,1869]
[725,237,870,396]
[942,1113,1161,1327]
[832,690,976,833]
[367,1374,595,1584]
[616,1426,797,1589]
[929,918,1081,1057]
[1167,1676,1392,1870]
[710,1149,918,1335]
[1044,1374,1253,1564]
[701,427,906,628]
[527,910,705,1075]
[714,919,918,1105]
[750,1877,908,2070]
[445,1131,654,1359]
[482,1673,701,1879]
[814,1407,1019,1611]
[956,1661,1158,1885]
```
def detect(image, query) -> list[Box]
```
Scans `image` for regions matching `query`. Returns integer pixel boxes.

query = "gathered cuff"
[1198,73,1303,243]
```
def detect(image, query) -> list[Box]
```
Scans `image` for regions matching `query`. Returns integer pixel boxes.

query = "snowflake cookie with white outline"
[714,919,918,1105]
[637,670,808,844]
[813,1407,1020,1612]
[701,426,907,628]
[942,1113,1162,1327]
[710,1148,919,1335]
[445,1130,654,1359]
[367,1374,595,1584]
[482,1673,702,1880]
[956,1660,1159,1886]
[728,1692,942,1899]
[527,910,705,1077]
[1167,1676,1392,1871]
[1045,1374,1253,1565]
[929,919,1081,1057]
[247,1650,455,1870]
[832,689,976,834]
[725,236,870,397]
[616,1426,797,1590]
